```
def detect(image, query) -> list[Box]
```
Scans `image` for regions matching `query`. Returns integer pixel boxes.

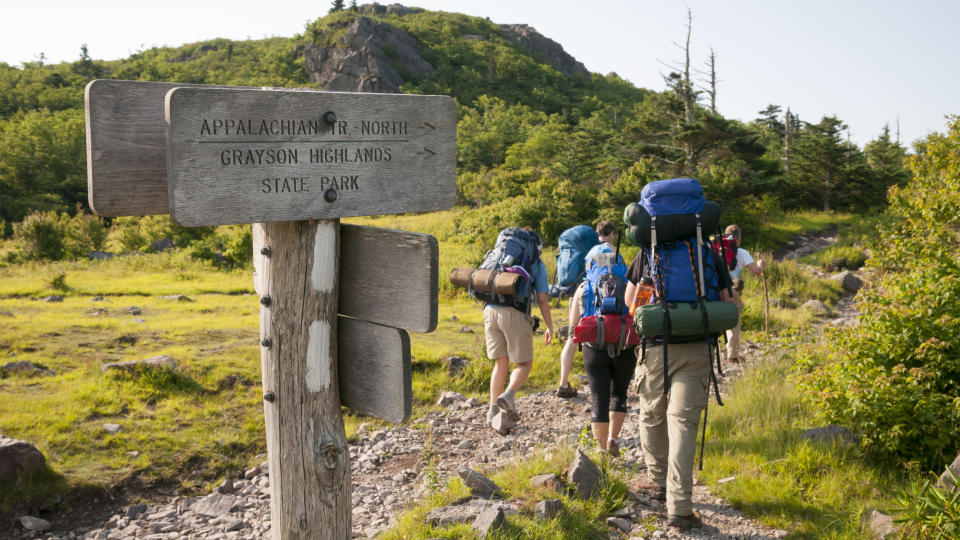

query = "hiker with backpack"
[570,236,640,455]
[474,227,554,428]
[716,224,764,364]
[623,178,738,530]
[556,221,617,398]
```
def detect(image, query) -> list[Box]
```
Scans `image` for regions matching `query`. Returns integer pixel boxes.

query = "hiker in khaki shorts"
[624,247,735,529]
[484,245,554,427]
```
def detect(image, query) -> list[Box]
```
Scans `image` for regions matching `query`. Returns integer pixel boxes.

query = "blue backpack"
[550,225,599,298]
[628,178,737,409]
[581,247,629,318]
[471,227,542,312]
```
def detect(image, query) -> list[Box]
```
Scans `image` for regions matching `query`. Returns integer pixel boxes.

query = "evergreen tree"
[330,0,345,13]
[864,124,910,192]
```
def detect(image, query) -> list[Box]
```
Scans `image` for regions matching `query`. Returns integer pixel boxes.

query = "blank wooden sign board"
[85,79,454,539]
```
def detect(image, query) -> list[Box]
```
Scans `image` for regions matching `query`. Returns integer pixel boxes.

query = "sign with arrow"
[165,87,456,226]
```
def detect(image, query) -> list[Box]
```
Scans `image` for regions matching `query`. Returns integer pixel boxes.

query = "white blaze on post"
[311,222,337,293]
[306,320,332,392]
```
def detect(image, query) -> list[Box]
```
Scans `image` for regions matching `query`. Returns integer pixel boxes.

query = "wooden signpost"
[85,79,455,539]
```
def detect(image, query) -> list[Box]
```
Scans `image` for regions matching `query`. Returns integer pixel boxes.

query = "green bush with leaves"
[796,117,960,471]
[894,471,960,539]
[108,216,213,253]
[13,209,107,260]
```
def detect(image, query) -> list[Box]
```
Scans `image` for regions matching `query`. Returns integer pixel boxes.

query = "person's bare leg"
[610,411,627,439]
[507,360,532,392]
[592,422,610,449]
[490,356,509,406]
[558,338,576,387]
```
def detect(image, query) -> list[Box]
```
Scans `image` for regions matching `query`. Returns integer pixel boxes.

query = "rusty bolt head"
[260,246,271,257]
[260,296,271,307]
[323,111,337,125]
[324,188,338,203]
[263,391,275,402]
[261,337,272,348]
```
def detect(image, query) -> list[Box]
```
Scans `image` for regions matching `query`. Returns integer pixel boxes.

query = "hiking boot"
[555,383,578,398]
[607,438,621,457]
[486,407,498,425]
[667,512,702,530]
[632,479,666,502]
[496,392,521,422]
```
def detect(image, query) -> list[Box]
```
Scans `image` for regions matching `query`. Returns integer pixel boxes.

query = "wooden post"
[254,220,350,539]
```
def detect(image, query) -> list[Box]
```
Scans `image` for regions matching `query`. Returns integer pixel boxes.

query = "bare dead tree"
[657,8,698,163]
[783,107,793,173]
[695,47,718,114]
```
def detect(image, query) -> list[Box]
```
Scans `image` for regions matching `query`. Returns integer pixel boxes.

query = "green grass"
[382,445,635,539]
[0,207,908,537]
[700,332,906,538]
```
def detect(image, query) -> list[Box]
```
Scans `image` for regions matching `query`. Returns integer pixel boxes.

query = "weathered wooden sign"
[338,317,411,423]
[339,224,438,333]
[85,79,453,539]
[165,87,456,226]
[85,79,251,216]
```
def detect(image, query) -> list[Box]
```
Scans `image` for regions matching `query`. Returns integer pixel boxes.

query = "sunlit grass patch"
[701,337,904,538]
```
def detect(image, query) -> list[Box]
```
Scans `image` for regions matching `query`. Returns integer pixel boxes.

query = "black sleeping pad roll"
[623,201,722,246]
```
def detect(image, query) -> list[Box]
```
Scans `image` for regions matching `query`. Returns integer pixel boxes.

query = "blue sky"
[3,0,956,149]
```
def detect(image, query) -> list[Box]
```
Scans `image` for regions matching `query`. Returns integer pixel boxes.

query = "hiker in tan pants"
[635,342,711,517]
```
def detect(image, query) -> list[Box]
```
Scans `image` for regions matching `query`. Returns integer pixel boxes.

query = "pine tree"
[330,0,345,13]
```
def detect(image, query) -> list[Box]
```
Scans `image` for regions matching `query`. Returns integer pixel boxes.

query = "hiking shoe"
[632,479,666,502]
[486,408,498,425]
[607,438,621,457]
[496,392,521,422]
[556,383,578,398]
[667,512,702,530]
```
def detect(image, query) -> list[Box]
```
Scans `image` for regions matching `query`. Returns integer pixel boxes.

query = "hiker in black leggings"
[582,344,638,455]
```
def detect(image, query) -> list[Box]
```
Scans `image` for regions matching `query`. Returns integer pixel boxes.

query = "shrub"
[14,209,108,260]
[14,211,68,260]
[109,216,213,253]
[64,209,108,255]
[187,225,253,268]
[796,117,960,471]
[893,472,960,538]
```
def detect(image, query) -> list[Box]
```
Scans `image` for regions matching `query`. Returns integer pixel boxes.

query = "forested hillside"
[0,5,907,244]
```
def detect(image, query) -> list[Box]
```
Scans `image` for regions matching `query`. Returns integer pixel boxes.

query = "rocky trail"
[7,232,865,539]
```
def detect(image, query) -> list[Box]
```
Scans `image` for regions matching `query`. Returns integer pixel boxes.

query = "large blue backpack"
[550,225,599,298]
[470,227,542,312]
[625,178,737,411]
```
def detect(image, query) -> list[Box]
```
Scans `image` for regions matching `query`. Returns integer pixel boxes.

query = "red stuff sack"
[573,314,640,347]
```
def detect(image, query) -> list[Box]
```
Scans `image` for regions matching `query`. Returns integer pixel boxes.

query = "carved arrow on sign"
[420,122,436,130]
[418,148,437,159]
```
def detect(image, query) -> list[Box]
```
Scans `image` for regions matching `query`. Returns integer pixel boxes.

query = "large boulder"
[567,449,601,498]
[800,424,857,445]
[831,271,864,293]
[938,453,960,491]
[458,467,501,499]
[0,437,46,482]
[498,24,589,77]
[102,355,178,373]
[304,17,435,93]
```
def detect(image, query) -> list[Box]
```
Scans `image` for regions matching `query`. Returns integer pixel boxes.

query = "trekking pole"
[762,270,770,336]
[698,395,709,471]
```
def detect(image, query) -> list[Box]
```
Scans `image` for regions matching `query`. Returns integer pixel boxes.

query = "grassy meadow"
[0,207,890,537]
